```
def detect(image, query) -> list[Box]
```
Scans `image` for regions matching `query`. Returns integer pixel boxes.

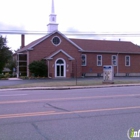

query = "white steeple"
[47,0,58,32]
[51,0,55,13]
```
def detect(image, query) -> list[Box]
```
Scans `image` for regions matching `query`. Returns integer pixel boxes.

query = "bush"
[29,60,48,77]
[4,73,10,78]
[20,76,28,79]
[0,74,5,79]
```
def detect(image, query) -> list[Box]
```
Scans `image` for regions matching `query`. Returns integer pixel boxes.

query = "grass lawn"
[1,77,140,89]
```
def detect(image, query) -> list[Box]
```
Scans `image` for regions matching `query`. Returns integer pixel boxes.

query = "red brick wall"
[25,32,140,77]
[48,52,73,78]
[118,54,140,73]
[82,53,113,74]
[82,53,140,74]
[28,32,81,78]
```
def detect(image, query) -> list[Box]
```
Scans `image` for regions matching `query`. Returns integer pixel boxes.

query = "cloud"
[0,22,26,51]
[65,27,102,40]
[64,27,140,45]
[0,22,25,32]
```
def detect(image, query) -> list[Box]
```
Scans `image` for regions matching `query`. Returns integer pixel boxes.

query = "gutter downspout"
[17,54,19,78]
[117,53,119,75]
[47,60,52,78]
[27,51,29,77]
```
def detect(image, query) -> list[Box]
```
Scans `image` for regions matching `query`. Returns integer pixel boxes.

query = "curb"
[0,83,140,91]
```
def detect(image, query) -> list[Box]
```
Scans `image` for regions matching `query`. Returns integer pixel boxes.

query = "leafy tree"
[0,36,13,73]
[29,60,48,77]
[5,59,16,74]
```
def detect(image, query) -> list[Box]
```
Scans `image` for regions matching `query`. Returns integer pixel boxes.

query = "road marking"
[0,111,55,119]
[0,106,140,119]
[0,93,140,104]
[0,94,27,97]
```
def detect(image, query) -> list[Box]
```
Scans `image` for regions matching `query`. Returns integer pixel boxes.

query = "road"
[0,86,140,140]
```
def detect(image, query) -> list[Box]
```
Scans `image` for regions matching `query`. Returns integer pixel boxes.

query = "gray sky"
[0,0,140,51]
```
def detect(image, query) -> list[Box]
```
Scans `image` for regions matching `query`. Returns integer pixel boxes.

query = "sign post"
[103,65,114,84]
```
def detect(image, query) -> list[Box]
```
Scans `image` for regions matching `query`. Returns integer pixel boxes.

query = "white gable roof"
[27,30,83,51]
[45,49,75,60]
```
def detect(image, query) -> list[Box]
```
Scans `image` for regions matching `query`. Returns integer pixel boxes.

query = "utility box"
[103,65,114,84]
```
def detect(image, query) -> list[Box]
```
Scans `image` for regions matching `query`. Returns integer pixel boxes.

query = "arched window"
[56,59,64,64]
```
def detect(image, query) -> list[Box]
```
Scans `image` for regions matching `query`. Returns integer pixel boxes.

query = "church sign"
[103,65,114,84]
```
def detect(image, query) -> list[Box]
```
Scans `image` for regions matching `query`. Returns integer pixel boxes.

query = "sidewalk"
[8,78,23,80]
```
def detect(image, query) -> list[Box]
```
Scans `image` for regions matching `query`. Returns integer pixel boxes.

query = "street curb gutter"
[0,83,140,91]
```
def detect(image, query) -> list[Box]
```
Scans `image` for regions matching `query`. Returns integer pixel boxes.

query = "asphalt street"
[0,86,140,140]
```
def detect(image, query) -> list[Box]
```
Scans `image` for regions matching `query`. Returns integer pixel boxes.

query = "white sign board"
[103,65,114,82]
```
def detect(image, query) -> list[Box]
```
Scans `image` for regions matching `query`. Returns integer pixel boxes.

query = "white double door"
[55,59,66,77]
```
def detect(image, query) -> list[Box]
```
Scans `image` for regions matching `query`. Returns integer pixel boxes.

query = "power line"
[1,30,140,36]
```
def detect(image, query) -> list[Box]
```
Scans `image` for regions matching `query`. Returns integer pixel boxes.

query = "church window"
[81,54,87,66]
[56,59,64,64]
[97,55,102,66]
[125,55,130,66]
[52,36,61,46]
[112,55,117,66]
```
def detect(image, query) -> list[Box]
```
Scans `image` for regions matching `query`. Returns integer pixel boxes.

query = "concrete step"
[8,78,22,80]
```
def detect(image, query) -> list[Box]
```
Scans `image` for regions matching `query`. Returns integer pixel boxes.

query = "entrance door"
[55,59,65,77]
[56,65,64,76]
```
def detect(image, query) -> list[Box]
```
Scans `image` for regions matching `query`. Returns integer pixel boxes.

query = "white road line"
[0,94,27,97]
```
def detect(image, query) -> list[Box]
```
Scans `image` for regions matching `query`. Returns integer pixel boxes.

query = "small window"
[52,36,61,46]
[56,59,64,64]
[52,17,55,21]
[97,55,102,66]
[112,55,117,66]
[125,56,130,66]
[81,54,86,66]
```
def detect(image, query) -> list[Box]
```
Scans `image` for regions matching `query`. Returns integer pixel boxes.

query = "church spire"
[51,0,55,13]
[47,0,58,33]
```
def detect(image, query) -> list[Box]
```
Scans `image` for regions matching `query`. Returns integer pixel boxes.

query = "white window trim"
[112,55,117,66]
[125,55,130,66]
[97,55,102,66]
[81,54,87,66]
[51,36,61,46]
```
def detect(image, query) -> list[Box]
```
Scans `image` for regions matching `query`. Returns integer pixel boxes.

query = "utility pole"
[75,59,77,86]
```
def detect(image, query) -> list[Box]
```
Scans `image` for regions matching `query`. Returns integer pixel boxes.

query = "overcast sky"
[0,0,140,51]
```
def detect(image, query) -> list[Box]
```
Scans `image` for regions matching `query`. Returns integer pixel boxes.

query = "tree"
[5,59,16,74]
[29,60,48,77]
[0,36,13,73]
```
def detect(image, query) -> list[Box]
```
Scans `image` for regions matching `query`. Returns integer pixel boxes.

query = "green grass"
[1,78,140,89]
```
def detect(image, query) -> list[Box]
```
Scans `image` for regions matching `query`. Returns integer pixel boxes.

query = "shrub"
[29,60,48,77]
[4,73,10,78]
[0,74,5,79]
[20,76,28,79]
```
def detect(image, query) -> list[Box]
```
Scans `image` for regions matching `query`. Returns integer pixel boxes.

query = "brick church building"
[14,0,140,78]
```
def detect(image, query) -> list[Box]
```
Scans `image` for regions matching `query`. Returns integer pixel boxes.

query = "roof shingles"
[16,35,47,53]
[70,39,140,53]
[16,31,140,54]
